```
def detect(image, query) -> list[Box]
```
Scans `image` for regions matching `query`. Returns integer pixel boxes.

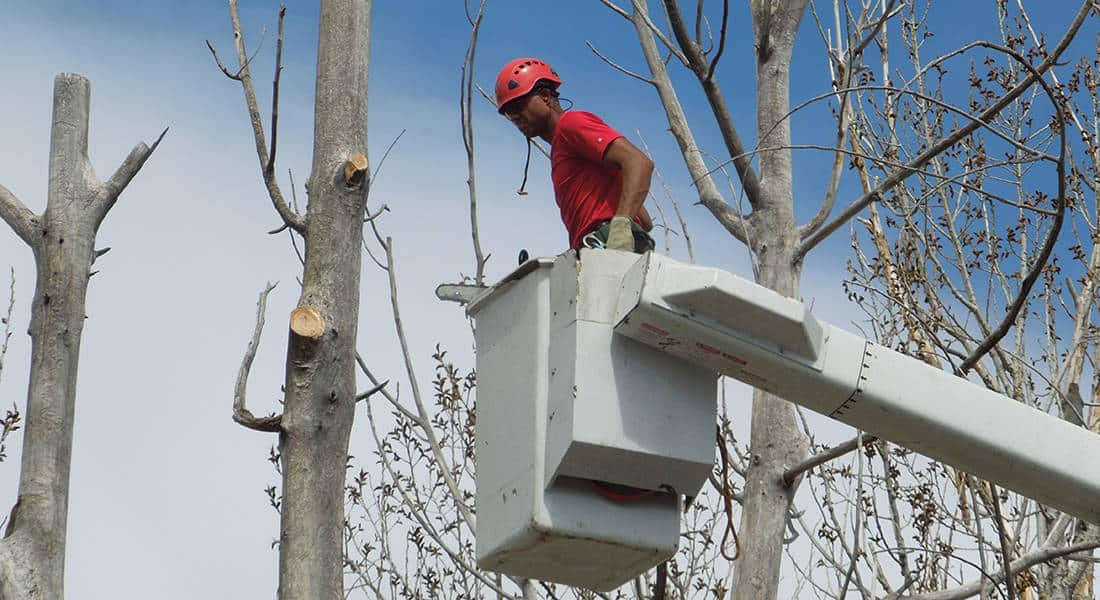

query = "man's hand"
[605,216,635,252]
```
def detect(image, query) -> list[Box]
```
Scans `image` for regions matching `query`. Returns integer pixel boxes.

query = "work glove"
[605,216,635,252]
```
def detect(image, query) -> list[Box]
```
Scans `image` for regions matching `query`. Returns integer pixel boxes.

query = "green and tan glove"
[605,216,635,252]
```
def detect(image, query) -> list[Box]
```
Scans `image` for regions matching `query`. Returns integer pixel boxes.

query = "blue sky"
[0,0,1094,597]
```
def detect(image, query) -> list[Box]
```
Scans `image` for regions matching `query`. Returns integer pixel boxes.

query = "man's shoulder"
[559,110,606,128]
[557,111,620,143]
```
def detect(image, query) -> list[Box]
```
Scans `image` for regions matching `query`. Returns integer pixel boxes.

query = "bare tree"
[212,1,374,598]
[0,73,163,600]
[816,1,1100,597]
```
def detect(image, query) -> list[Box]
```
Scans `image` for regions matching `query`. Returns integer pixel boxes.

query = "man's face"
[502,89,550,138]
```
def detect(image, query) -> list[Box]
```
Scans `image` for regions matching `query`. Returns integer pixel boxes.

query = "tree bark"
[728,2,812,600]
[275,2,372,599]
[0,73,161,600]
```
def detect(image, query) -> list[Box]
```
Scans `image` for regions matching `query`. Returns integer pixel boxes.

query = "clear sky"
[0,0,1093,597]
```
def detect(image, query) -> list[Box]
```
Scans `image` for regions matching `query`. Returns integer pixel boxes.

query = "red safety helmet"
[495,57,562,114]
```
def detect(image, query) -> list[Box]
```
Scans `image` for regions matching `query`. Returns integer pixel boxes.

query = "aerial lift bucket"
[466,251,716,591]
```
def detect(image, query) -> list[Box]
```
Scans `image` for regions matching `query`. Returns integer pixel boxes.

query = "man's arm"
[637,206,654,232]
[603,137,654,229]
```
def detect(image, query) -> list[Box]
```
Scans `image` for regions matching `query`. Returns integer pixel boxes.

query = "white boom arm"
[613,252,1100,525]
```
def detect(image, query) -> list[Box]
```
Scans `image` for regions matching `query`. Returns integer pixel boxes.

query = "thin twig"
[208,25,268,81]
[285,170,306,267]
[587,41,657,84]
[599,0,630,19]
[383,238,476,529]
[989,482,1017,600]
[461,2,489,286]
[783,434,877,486]
[0,269,15,384]
[704,0,729,81]
[355,380,389,402]
[363,204,389,224]
[836,431,868,599]
[265,4,287,178]
[353,353,421,424]
[362,394,514,597]
[206,39,244,81]
[369,129,406,194]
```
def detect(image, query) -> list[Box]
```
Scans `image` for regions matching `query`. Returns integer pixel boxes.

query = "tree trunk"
[729,2,811,599]
[0,74,160,600]
[276,2,372,599]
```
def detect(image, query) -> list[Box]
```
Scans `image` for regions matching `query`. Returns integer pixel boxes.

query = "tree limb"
[0,184,37,246]
[625,0,749,243]
[704,0,729,82]
[599,0,631,20]
[233,282,282,433]
[800,0,902,239]
[799,100,851,239]
[216,0,306,234]
[96,127,168,218]
[383,238,476,529]
[265,4,286,178]
[662,0,764,208]
[629,0,690,66]
[782,435,876,486]
[586,41,657,84]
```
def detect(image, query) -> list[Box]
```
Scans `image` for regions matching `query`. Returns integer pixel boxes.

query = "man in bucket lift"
[495,57,657,254]
[496,58,665,503]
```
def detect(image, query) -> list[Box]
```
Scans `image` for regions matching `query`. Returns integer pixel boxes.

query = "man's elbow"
[636,155,655,179]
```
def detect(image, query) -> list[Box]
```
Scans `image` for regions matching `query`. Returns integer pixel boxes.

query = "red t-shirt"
[551,111,629,249]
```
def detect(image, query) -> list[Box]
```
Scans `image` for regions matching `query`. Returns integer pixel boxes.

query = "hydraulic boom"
[613,252,1100,525]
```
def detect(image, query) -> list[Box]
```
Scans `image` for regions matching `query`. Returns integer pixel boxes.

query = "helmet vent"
[508,80,519,90]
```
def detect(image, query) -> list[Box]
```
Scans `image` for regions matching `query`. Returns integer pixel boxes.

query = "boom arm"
[613,253,1100,525]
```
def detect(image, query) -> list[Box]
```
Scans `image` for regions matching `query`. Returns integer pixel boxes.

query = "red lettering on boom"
[722,352,747,365]
[696,342,720,355]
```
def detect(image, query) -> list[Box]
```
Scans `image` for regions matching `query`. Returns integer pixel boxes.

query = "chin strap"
[517,137,532,196]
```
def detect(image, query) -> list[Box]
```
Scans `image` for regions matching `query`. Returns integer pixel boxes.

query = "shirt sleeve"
[558,112,624,163]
